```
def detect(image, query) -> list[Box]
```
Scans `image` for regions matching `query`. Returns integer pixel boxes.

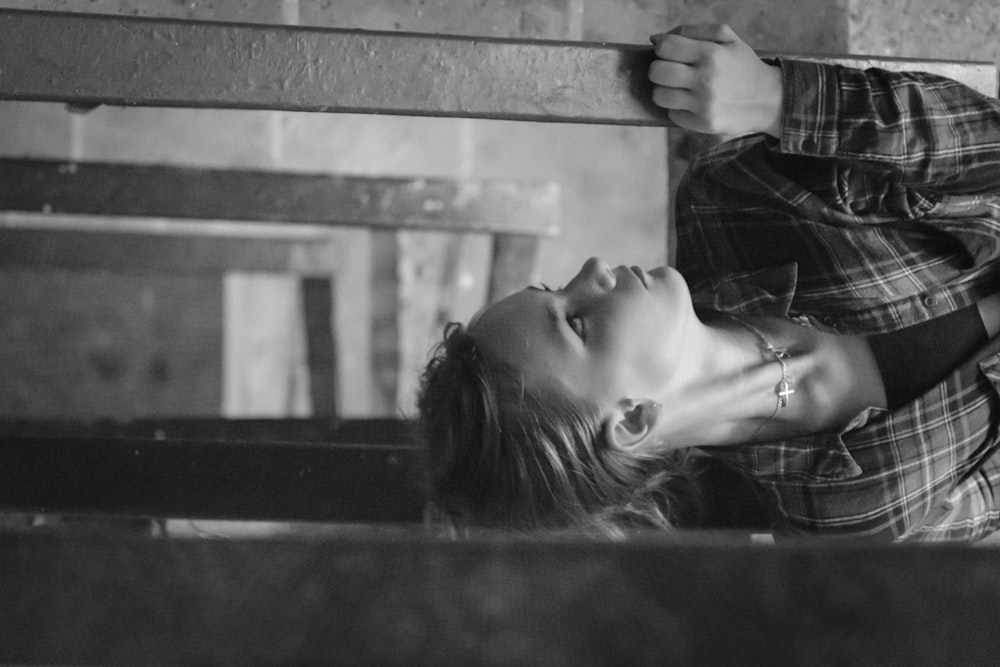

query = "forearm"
[775,58,1000,193]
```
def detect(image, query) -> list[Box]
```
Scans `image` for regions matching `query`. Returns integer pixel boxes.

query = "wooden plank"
[0,418,419,522]
[369,231,402,414]
[0,10,994,124]
[0,9,668,125]
[222,273,313,418]
[0,417,413,444]
[2,532,1000,665]
[0,158,560,236]
[394,232,473,413]
[0,269,225,418]
[488,233,541,303]
[0,158,557,414]
[301,277,337,416]
[0,430,423,523]
[0,228,342,275]
[0,418,767,528]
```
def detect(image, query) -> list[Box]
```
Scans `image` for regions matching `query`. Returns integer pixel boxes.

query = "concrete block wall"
[851,0,1000,63]
[1,0,998,420]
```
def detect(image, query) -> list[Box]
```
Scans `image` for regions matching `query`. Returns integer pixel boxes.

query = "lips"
[629,265,648,288]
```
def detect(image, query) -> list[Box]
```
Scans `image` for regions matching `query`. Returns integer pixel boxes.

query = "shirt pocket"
[708,430,864,484]
[904,349,1000,539]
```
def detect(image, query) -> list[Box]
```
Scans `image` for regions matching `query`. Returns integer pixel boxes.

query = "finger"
[648,60,696,89]
[651,24,737,47]
[668,23,737,44]
[651,86,695,112]
[650,33,716,64]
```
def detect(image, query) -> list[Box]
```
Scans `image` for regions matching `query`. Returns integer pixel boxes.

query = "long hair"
[416,322,705,536]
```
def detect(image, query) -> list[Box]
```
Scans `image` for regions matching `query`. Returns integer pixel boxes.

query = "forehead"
[468,289,570,381]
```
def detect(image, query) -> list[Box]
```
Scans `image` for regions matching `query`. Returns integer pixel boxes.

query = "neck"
[655,313,885,449]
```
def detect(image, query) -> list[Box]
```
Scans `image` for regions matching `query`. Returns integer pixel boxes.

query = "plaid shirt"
[677,58,1000,542]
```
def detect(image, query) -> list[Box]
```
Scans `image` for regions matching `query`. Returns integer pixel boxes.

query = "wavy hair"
[416,322,705,537]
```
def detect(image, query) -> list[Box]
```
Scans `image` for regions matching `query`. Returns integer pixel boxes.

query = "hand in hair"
[648,24,783,138]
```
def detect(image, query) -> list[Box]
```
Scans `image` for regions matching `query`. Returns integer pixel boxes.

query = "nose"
[569,256,616,291]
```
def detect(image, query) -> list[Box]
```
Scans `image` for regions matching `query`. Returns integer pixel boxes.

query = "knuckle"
[666,33,688,48]
[655,34,679,57]
[714,23,734,40]
[647,60,666,82]
[700,46,722,68]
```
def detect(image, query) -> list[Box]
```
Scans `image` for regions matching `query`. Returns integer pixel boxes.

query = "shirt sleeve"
[776,58,1000,195]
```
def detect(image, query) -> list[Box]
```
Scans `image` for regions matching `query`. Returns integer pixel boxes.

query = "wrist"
[761,64,784,138]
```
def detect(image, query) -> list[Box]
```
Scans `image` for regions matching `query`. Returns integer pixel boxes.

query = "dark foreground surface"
[3,528,999,666]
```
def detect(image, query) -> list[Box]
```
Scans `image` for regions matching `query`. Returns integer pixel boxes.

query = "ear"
[603,398,664,453]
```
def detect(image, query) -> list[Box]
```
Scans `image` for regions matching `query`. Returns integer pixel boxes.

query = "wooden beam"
[0,416,412,443]
[0,228,343,275]
[0,10,994,124]
[0,158,560,236]
[301,277,337,416]
[0,419,424,522]
[3,532,1000,665]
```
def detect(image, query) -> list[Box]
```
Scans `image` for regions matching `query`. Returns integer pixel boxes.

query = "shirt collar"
[690,262,798,317]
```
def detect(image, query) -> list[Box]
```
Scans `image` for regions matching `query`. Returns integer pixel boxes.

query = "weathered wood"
[0,269,225,418]
[0,427,423,522]
[2,532,1000,665]
[221,273,314,416]
[369,231,403,414]
[0,158,558,416]
[0,10,994,124]
[0,158,560,236]
[488,233,541,303]
[301,277,337,416]
[0,417,413,444]
[393,232,476,412]
[0,228,341,275]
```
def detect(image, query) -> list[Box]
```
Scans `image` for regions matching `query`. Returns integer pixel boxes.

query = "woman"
[418,24,1000,541]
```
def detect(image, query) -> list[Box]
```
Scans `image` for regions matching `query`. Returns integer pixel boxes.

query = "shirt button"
[923,295,938,307]
[802,138,817,152]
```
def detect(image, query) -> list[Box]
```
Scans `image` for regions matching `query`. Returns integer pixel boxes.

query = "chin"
[651,266,690,294]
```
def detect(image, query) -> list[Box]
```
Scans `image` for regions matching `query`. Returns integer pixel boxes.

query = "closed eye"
[530,283,582,340]
[567,314,585,340]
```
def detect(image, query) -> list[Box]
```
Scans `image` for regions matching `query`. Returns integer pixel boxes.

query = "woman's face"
[468,257,696,412]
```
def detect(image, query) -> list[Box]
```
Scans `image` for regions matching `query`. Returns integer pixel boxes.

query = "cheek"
[581,294,682,393]
[614,305,679,383]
